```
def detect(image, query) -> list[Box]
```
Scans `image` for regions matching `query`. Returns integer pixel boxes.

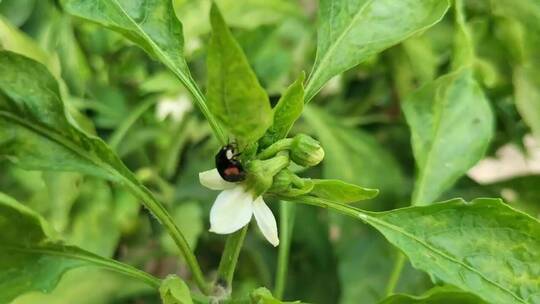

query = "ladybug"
[215,144,246,182]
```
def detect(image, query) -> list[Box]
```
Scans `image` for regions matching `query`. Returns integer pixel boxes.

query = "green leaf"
[305,0,450,102]
[207,2,273,145]
[296,196,540,304]
[0,51,205,291]
[0,192,159,303]
[379,286,485,304]
[60,0,224,142]
[309,179,379,203]
[369,198,539,304]
[159,275,193,304]
[261,72,305,146]
[402,68,493,205]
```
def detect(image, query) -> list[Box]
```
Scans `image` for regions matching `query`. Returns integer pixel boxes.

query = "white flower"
[156,94,192,122]
[199,169,279,247]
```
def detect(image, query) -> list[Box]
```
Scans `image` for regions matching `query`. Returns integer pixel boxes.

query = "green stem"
[257,139,293,160]
[108,98,159,150]
[123,179,211,295]
[385,253,406,296]
[217,226,248,290]
[274,201,296,299]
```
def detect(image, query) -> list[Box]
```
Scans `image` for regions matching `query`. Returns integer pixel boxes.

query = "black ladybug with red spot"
[215,144,246,182]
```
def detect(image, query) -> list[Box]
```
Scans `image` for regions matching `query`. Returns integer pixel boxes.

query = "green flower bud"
[245,153,289,197]
[290,134,325,167]
[269,169,296,193]
[269,169,314,197]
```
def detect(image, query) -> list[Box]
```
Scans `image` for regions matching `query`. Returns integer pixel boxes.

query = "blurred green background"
[1,0,539,303]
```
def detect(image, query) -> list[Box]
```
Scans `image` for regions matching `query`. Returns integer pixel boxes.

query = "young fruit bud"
[290,134,325,167]
[269,169,314,197]
[245,153,289,197]
[269,169,295,193]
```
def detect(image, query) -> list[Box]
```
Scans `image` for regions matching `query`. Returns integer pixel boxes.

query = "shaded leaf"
[305,0,450,101]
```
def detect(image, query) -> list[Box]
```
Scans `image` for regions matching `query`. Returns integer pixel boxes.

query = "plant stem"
[217,226,248,290]
[385,253,405,296]
[257,138,293,160]
[123,179,211,295]
[274,201,296,299]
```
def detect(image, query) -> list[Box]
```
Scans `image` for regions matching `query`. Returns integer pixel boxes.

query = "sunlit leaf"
[296,196,540,304]
[206,3,273,145]
[402,68,493,205]
[305,0,449,101]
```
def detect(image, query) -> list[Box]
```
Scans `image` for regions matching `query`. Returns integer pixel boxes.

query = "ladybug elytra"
[215,144,246,182]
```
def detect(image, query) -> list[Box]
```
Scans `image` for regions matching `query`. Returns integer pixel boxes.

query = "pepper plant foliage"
[0,0,539,303]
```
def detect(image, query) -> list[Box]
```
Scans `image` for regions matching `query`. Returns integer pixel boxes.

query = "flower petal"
[199,169,236,190]
[209,186,253,234]
[252,197,279,247]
